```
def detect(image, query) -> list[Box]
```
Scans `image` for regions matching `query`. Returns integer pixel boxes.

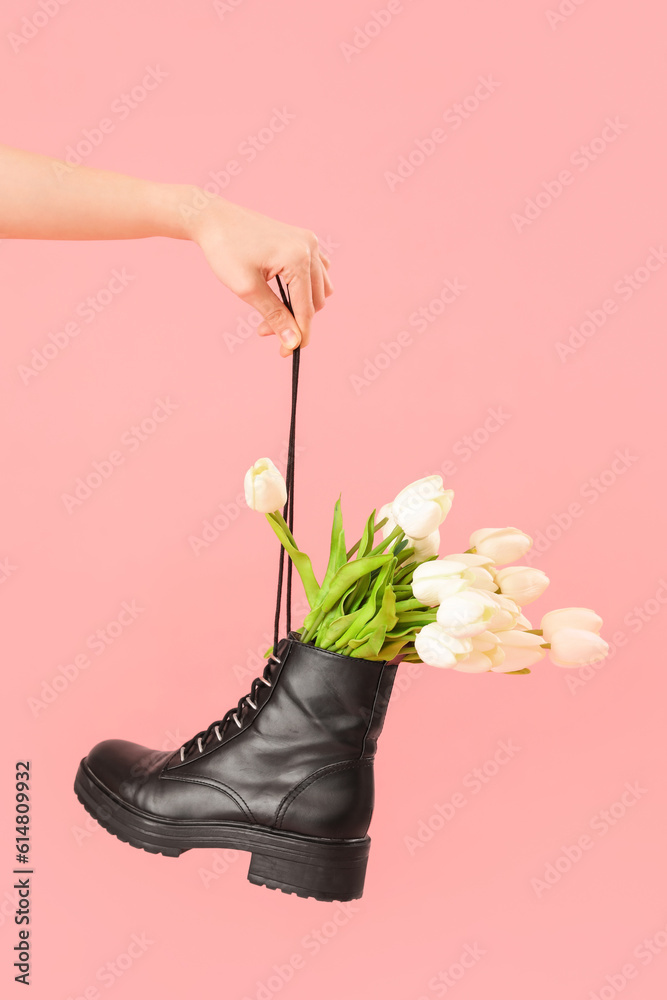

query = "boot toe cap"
[85,739,166,800]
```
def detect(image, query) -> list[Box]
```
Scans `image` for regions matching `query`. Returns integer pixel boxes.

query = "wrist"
[150,182,206,242]
[183,191,240,248]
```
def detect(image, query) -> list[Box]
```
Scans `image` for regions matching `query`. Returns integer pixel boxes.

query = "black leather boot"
[74,634,397,901]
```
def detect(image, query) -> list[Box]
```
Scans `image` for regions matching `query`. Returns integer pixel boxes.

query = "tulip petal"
[541,608,603,642]
[549,627,609,667]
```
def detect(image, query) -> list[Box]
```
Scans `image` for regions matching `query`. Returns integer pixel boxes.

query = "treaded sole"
[74,758,369,901]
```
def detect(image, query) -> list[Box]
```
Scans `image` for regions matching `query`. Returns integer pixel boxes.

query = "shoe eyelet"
[233,713,242,729]
[260,676,272,687]
[214,725,222,741]
[246,696,257,710]
[197,737,204,753]
[179,747,186,762]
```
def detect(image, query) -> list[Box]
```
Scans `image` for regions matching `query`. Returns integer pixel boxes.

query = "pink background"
[2,1,666,997]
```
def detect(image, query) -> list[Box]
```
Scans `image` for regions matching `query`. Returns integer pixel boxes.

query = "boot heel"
[247,837,370,902]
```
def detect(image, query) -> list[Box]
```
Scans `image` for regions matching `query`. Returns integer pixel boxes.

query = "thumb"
[245,282,301,352]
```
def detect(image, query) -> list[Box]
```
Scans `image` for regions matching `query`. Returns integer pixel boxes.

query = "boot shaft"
[162,636,398,836]
[254,635,398,759]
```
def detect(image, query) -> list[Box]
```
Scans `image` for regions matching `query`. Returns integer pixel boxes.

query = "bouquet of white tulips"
[244,460,609,674]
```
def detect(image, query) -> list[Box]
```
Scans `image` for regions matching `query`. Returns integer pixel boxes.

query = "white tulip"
[379,503,440,559]
[495,566,549,606]
[454,631,505,672]
[378,503,396,537]
[411,559,471,606]
[453,652,494,673]
[414,623,473,668]
[411,531,441,560]
[466,566,497,591]
[442,553,495,590]
[442,552,495,568]
[244,458,287,514]
[436,590,498,638]
[392,476,453,539]
[485,594,521,632]
[549,628,609,667]
[469,527,533,565]
[491,630,546,672]
[541,608,603,642]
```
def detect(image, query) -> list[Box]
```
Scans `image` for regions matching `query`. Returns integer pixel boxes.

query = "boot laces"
[178,654,279,762]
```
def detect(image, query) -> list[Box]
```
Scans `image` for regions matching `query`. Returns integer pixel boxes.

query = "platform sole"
[74,759,370,902]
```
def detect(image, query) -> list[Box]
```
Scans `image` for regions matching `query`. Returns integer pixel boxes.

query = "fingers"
[255,257,333,347]
[243,233,333,357]
[284,264,315,349]
[310,255,326,314]
[243,282,301,354]
[321,261,334,297]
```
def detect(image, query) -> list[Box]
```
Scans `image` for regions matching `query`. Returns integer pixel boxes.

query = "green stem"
[394,598,428,612]
[265,512,320,608]
[366,524,403,556]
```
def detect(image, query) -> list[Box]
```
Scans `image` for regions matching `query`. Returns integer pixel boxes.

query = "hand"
[189,195,333,357]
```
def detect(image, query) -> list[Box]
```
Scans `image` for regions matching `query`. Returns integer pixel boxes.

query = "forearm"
[0,144,196,241]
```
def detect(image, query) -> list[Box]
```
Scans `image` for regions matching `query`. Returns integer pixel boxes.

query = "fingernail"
[279,329,299,349]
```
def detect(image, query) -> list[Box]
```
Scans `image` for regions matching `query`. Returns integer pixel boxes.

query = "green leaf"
[332,560,394,651]
[344,573,371,614]
[301,553,393,642]
[318,612,361,648]
[346,513,388,560]
[392,610,438,625]
[333,576,387,649]
[359,510,378,559]
[377,637,410,660]
[319,554,393,616]
[347,572,398,659]
[265,512,320,608]
[320,498,347,594]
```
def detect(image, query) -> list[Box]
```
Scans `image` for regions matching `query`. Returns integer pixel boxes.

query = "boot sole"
[74,758,370,902]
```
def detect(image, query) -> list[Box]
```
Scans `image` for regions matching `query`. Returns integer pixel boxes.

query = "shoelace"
[179,652,281,761]
[179,276,300,762]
